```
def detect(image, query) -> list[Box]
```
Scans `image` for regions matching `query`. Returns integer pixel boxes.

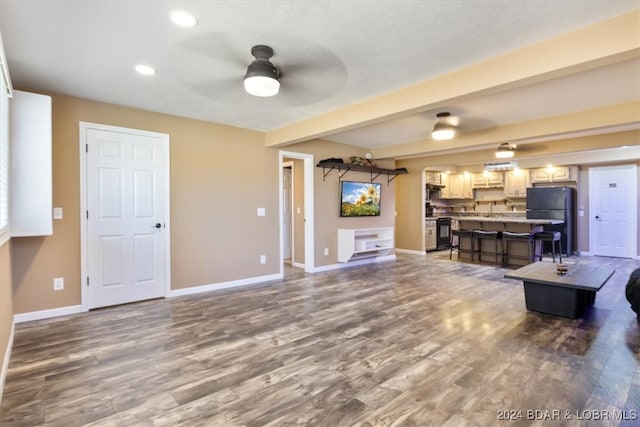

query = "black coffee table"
[504,262,615,318]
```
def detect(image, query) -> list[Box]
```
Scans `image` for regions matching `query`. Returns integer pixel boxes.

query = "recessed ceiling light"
[170,10,197,27]
[135,64,156,76]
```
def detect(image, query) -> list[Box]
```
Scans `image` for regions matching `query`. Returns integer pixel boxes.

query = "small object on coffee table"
[556,263,568,275]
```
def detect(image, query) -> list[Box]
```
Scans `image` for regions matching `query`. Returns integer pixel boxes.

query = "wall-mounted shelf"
[338,227,395,262]
[317,162,407,184]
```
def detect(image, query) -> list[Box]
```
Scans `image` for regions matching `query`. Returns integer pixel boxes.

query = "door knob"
[154,223,162,228]
[595,216,599,219]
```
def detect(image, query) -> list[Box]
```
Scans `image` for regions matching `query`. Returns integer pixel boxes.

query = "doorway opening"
[279,151,314,275]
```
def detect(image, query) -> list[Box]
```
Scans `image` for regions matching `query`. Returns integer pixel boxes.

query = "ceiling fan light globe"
[495,149,515,159]
[431,126,456,141]
[244,75,280,97]
[431,113,457,140]
[495,142,515,158]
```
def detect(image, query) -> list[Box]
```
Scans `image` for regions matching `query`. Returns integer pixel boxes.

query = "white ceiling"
[0,0,638,157]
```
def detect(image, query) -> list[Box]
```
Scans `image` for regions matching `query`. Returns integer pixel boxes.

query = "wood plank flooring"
[1,253,639,426]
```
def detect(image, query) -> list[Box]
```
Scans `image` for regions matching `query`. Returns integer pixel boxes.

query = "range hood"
[484,160,518,171]
[425,183,445,189]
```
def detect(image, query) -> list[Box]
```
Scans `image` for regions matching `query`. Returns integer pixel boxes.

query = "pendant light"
[431,112,457,141]
[244,45,280,97]
[495,142,515,158]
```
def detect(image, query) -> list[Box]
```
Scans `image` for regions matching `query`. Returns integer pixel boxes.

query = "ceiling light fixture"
[170,10,197,27]
[431,112,457,141]
[244,45,280,97]
[134,64,156,76]
[485,160,518,171]
[495,142,515,159]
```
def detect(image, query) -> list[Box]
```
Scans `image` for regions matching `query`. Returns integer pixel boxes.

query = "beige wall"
[11,92,280,314]
[9,92,394,316]
[286,140,396,266]
[0,240,12,396]
[395,131,640,254]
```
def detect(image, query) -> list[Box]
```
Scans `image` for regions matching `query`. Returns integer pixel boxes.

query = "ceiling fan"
[180,34,348,105]
[243,45,280,97]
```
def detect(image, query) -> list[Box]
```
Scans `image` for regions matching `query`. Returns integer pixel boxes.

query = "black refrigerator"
[526,186,575,256]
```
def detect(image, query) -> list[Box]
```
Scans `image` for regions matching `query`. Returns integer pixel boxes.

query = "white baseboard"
[14,305,83,324]
[169,273,283,297]
[291,261,305,269]
[395,248,426,256]
[312,254,397,273]
[0,320,14,402]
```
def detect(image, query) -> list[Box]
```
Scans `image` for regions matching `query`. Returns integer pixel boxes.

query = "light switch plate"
[257,207,266,217]
[53,207,63,219]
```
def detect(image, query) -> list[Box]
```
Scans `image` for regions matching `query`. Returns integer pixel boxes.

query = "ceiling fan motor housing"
[245,45,279,80]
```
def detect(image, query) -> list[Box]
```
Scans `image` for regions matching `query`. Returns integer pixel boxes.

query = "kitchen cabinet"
[424,171,442,185]
[440,173,472,199]
[10,90,52,236]
[530,166,578,183]
[472,171,504,188]
[425,220,437,251]
[504,169,531,198]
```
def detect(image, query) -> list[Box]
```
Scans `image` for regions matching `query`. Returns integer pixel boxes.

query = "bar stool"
[472,230,501,264]
[534,231,562,262]
[450,229,474,260]
[501,231,534,265]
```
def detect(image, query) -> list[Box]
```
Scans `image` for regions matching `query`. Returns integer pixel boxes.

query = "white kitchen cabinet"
[530,166,578,183]
[440,173,472,199]
[424,171,442,185]
[10,90,52,236]
[425,220,437,251]
[472,171,504,188]
[504,169,531,198]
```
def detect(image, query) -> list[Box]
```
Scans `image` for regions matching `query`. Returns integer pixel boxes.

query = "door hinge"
[86,143,88,153]
[86,210,89,219]
[86,276,90,286]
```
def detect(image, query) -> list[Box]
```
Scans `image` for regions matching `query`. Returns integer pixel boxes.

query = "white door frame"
[279,151,314,273]
[588,164,638,259]
[282,161,294,262]
[79,122,171,311]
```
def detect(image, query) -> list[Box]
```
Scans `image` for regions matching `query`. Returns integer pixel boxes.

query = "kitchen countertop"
[454,216,563,225]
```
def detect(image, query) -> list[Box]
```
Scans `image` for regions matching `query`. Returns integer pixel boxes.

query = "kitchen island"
[453,216,564,266]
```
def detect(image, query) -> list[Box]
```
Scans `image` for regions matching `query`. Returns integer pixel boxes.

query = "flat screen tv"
[340,181,381,217]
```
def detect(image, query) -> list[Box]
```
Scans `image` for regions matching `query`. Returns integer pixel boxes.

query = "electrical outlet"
[53,277,64,291]
[53,207,63,219]
[260,255,266,264]
[324,248,329,256]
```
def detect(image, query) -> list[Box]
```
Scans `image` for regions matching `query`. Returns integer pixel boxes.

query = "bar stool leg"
[558,239,563,263]
[470,233,475,262]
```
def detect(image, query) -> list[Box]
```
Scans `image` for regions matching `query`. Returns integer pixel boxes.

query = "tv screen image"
[340,181,381,217]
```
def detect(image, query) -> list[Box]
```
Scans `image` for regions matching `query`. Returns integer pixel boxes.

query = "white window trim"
[0,31,13,247]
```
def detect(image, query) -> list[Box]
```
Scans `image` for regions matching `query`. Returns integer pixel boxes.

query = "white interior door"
[589,165,638,258]
[282,164,293,260]
[84,125,168,309]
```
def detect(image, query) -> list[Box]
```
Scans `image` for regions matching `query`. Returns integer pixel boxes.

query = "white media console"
[337,227,395,263]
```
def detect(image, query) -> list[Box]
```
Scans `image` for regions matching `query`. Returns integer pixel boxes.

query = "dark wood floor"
[1,253,639,426]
